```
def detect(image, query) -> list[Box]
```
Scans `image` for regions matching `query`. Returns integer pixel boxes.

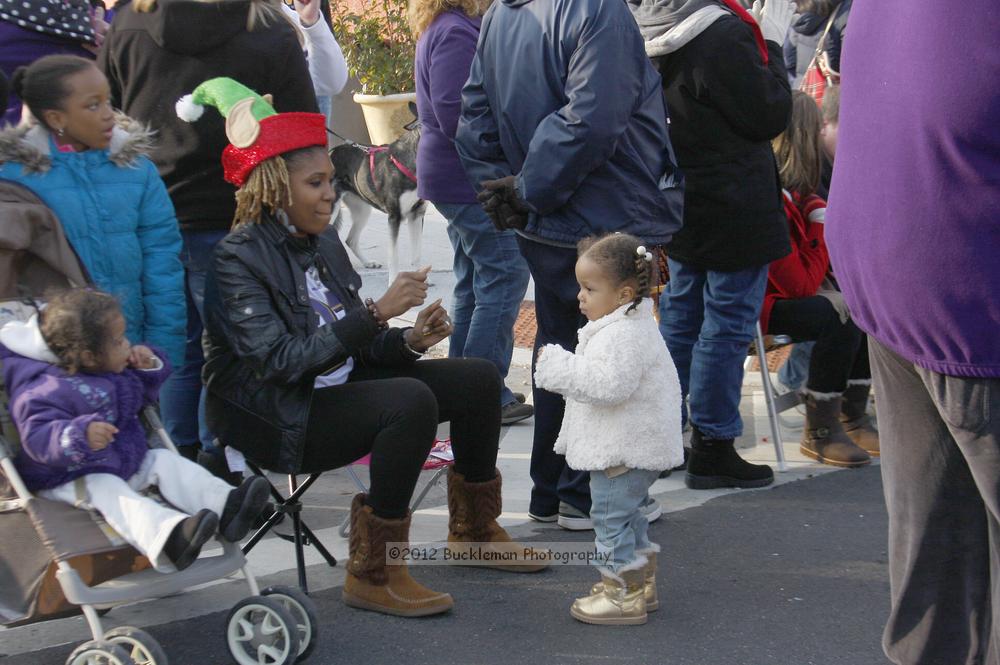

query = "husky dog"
[329,120,425,278]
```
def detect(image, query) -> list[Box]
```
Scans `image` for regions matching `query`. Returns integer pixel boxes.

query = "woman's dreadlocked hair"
[233,155,292,227]
[577,232,654,314]
[231,145,329,227]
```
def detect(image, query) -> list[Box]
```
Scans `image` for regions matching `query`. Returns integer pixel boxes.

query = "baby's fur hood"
[0,114,155,174]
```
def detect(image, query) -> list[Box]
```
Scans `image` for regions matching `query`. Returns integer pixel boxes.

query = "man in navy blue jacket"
[456,0,683,529]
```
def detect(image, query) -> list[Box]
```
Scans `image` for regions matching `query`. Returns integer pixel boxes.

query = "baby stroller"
[0,182,318,665]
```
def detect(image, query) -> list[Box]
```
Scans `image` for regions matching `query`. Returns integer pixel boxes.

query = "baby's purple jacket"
[1,345,170,491]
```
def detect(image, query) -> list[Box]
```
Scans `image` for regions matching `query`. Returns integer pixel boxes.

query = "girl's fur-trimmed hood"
[0,114,156,174]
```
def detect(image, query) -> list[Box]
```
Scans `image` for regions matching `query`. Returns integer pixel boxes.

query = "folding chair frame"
[751,321,801,472]
[241,464,338,594]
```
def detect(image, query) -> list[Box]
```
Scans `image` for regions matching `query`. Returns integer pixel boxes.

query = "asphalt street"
[5,465,891,665]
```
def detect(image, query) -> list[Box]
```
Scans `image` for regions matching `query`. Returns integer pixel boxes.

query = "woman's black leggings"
[301,357,501,519]
[768,296,870,394]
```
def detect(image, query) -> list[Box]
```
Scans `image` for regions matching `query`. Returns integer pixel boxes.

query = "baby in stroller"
[1,287,269,572]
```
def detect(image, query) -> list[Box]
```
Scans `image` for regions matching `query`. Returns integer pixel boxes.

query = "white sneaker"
[557,503,593,531]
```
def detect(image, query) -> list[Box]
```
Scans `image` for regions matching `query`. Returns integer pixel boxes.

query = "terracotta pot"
[353,92,417,146]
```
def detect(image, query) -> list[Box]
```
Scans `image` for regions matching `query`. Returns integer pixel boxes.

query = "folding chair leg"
[755,322,788,472]
[240,466,338,593]
[409,466,449,512]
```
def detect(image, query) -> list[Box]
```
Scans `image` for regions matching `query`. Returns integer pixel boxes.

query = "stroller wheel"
[104,627,168,665]
[226,596,300,665]
[261,586,319,661]
[66,640,135,665]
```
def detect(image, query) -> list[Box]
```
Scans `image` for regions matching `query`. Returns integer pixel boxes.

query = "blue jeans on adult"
[435,202,530,407]
[778,341,814,391]
[158,229,228,453]
[590,468,660,573]
[517,236,591,516]
[659,258,769,439]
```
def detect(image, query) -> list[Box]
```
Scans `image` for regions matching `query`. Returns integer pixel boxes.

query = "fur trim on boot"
[571,567,647,625]
[839,383,880,457]
[590,548,659,611]
[447,468,548,572]
[800,393,871,468]
[342,494,453,617]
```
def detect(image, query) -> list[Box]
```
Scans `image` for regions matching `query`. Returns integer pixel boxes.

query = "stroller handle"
[0,436,32,502]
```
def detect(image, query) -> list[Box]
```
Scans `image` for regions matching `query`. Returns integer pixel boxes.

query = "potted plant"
[331,0,416,145]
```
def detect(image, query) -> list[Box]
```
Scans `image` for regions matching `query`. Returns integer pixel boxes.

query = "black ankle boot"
[163,509,218,571]
[219,477,270,542]
[685,429,774,490]
[197,449,243,486]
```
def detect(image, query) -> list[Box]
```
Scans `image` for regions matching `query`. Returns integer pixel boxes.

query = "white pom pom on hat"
[175,94,204,123]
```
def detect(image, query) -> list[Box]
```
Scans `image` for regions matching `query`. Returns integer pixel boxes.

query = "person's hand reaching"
[83,7,109,55]
[128,344,157,369]
[86,421,118,451]
[293,0,320,27]
[376,266,431,320]
[477,176,530,231]
[750,0,796,46]
[405,299,452,352]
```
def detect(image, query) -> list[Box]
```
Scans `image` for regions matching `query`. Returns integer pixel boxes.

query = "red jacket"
[761,192,829,333]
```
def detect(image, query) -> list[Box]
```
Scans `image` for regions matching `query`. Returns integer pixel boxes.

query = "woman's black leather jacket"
[202,217,415,473]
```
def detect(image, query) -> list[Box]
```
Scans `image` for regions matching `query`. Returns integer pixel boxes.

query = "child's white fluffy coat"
[534,299,684,471]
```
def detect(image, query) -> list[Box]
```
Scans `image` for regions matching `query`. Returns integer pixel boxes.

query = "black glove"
[477,176,530,231]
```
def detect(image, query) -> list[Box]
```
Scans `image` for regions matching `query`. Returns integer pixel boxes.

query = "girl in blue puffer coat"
[0,55,184,367]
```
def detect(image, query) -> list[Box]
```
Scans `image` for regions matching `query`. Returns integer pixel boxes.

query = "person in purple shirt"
[825,1,1000,662]
[412,0,533,426]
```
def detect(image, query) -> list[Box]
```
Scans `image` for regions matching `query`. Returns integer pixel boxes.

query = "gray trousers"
[870,338,1000,665]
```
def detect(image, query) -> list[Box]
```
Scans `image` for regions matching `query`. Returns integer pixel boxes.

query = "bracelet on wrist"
[365,297,389,330]
[403,333,426,359]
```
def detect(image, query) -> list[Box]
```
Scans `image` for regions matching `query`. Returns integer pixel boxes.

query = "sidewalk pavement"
[0,206,891,664]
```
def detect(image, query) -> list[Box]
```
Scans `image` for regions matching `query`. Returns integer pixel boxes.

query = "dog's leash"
[326,127,370,152]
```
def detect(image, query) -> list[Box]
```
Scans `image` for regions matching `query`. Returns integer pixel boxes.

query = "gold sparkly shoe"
[571,569,646,625]
[590,552,658,611]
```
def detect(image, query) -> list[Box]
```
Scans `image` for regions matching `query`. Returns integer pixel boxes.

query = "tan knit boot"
[572,568,647,626]
[839,383,880,457]
[801,393,871,468]
[446,468,548,572]
[342,494,454,617]
[591,550,659,611]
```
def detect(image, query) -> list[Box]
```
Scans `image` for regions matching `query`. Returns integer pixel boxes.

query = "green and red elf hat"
[175,77,327,187]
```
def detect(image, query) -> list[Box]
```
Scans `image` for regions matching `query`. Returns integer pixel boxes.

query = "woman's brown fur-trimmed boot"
[801,393,871,468]
[342,494,454,617]
[447,468,548,573]
[572,566,647,626]
[591,549,659,611]
[839,382,880,457]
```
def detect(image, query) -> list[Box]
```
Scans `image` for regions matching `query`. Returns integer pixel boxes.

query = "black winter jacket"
[202,219,416,474]
[652,16,791,271]
[98,0,318,232]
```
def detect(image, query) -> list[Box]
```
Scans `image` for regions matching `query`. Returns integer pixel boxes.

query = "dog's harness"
[326,127,417,194]
[368,146,417,190]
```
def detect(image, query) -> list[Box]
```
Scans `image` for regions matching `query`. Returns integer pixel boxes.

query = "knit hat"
[175,77,327,187]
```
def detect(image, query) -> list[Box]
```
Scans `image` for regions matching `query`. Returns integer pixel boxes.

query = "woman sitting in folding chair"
[764,92,878,469]
[184,78,546,620]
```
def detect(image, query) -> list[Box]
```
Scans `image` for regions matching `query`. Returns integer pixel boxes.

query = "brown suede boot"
[447,468,548,573]
[801,394,871,468]
[342,494,454,617]
[839,383,880,457]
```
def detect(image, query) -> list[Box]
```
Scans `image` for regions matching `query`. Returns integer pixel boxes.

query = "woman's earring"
[56,127,65,137]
